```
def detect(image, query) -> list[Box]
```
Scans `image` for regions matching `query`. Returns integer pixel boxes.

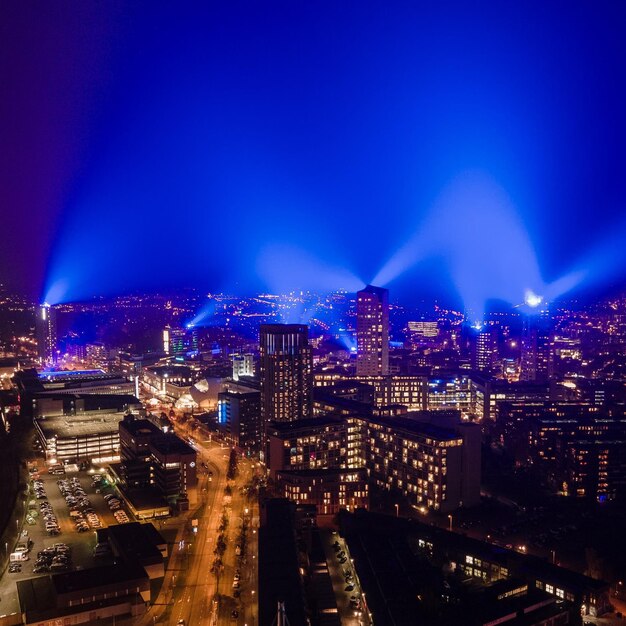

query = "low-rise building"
[16,562,150,626]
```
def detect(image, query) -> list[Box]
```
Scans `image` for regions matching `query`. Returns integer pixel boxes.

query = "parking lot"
[0,465,134,616]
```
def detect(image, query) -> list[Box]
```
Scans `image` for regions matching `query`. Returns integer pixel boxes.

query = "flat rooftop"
[267,416,345,433]
[106,522,165,564]
[120,417,162,437]
[39,369,107,380]
[149,433,196,456]
[36,413,124,438]
[365,414,462,441]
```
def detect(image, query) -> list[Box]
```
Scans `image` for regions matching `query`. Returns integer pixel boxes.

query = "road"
[214,457,259,626]
[139,422,259,626]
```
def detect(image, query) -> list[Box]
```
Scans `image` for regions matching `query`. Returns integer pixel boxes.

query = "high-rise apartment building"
[37,303,57,364]
[259,324,312,426]
[356,285,389,376]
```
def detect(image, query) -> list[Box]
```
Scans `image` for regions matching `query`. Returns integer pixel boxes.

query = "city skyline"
[3,3,626,625]
[3,2,626,311]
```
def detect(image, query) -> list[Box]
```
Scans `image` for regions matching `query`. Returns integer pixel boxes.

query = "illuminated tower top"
[356,285,389,376]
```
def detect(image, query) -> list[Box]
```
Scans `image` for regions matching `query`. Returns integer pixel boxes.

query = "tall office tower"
[472,325,498,372]
[162,325,186,355]
[520,313,551,382]
[259,324,312,426]
[37,303,57,364]
[356,285,389,376]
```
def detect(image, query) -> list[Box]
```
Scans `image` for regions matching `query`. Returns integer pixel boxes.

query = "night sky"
[2,2,626,311]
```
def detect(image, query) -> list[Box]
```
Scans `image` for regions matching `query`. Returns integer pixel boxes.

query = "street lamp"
[394,504,399,517]
[448,514,453,532]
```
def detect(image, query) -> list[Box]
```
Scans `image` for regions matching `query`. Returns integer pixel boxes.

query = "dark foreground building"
[338,510,610,623]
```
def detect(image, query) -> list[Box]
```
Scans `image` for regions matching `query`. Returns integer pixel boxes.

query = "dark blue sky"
[2,1,626,311]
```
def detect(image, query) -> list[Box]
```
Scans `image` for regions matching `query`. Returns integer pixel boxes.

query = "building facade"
[276,468,369,515]
[268,412,480,513]
[217,388,262,453]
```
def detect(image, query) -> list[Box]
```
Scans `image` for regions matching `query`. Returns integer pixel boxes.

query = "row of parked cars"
[33,543,72,573]
[33,478,47,500]
[40,500,61,535]
[332,538,363,615]
[58,477,102,531]
[103,492,129,524]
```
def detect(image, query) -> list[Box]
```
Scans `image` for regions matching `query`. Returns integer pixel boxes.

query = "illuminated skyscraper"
[520,313,551,381]
[163,325,185,355]
[356,285,389,376]
[37,303,57,364]
[163,325,197,355]
[260,324,312,425]
[471,325,498,372]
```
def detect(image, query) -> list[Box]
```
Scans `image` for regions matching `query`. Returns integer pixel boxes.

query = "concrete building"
[35,412,125,465]
[356,285,389,376]
[143,364,197,400]
[497,401,626,501]
[103,522,168,580]
[339,510,610,620]
[32,393,142,419]
[351,413,481,512]
[520,314,552,382]
[267,416,347,479]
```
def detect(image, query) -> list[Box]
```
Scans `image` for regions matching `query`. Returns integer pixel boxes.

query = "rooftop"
[36,413,124,438]
[120,416,162,437]
[267,415,345,434]
[106,522,165,565]
[149,433,196,457]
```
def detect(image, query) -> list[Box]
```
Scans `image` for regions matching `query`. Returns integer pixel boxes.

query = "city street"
[140,423,259,626]
[321,530,371,626]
